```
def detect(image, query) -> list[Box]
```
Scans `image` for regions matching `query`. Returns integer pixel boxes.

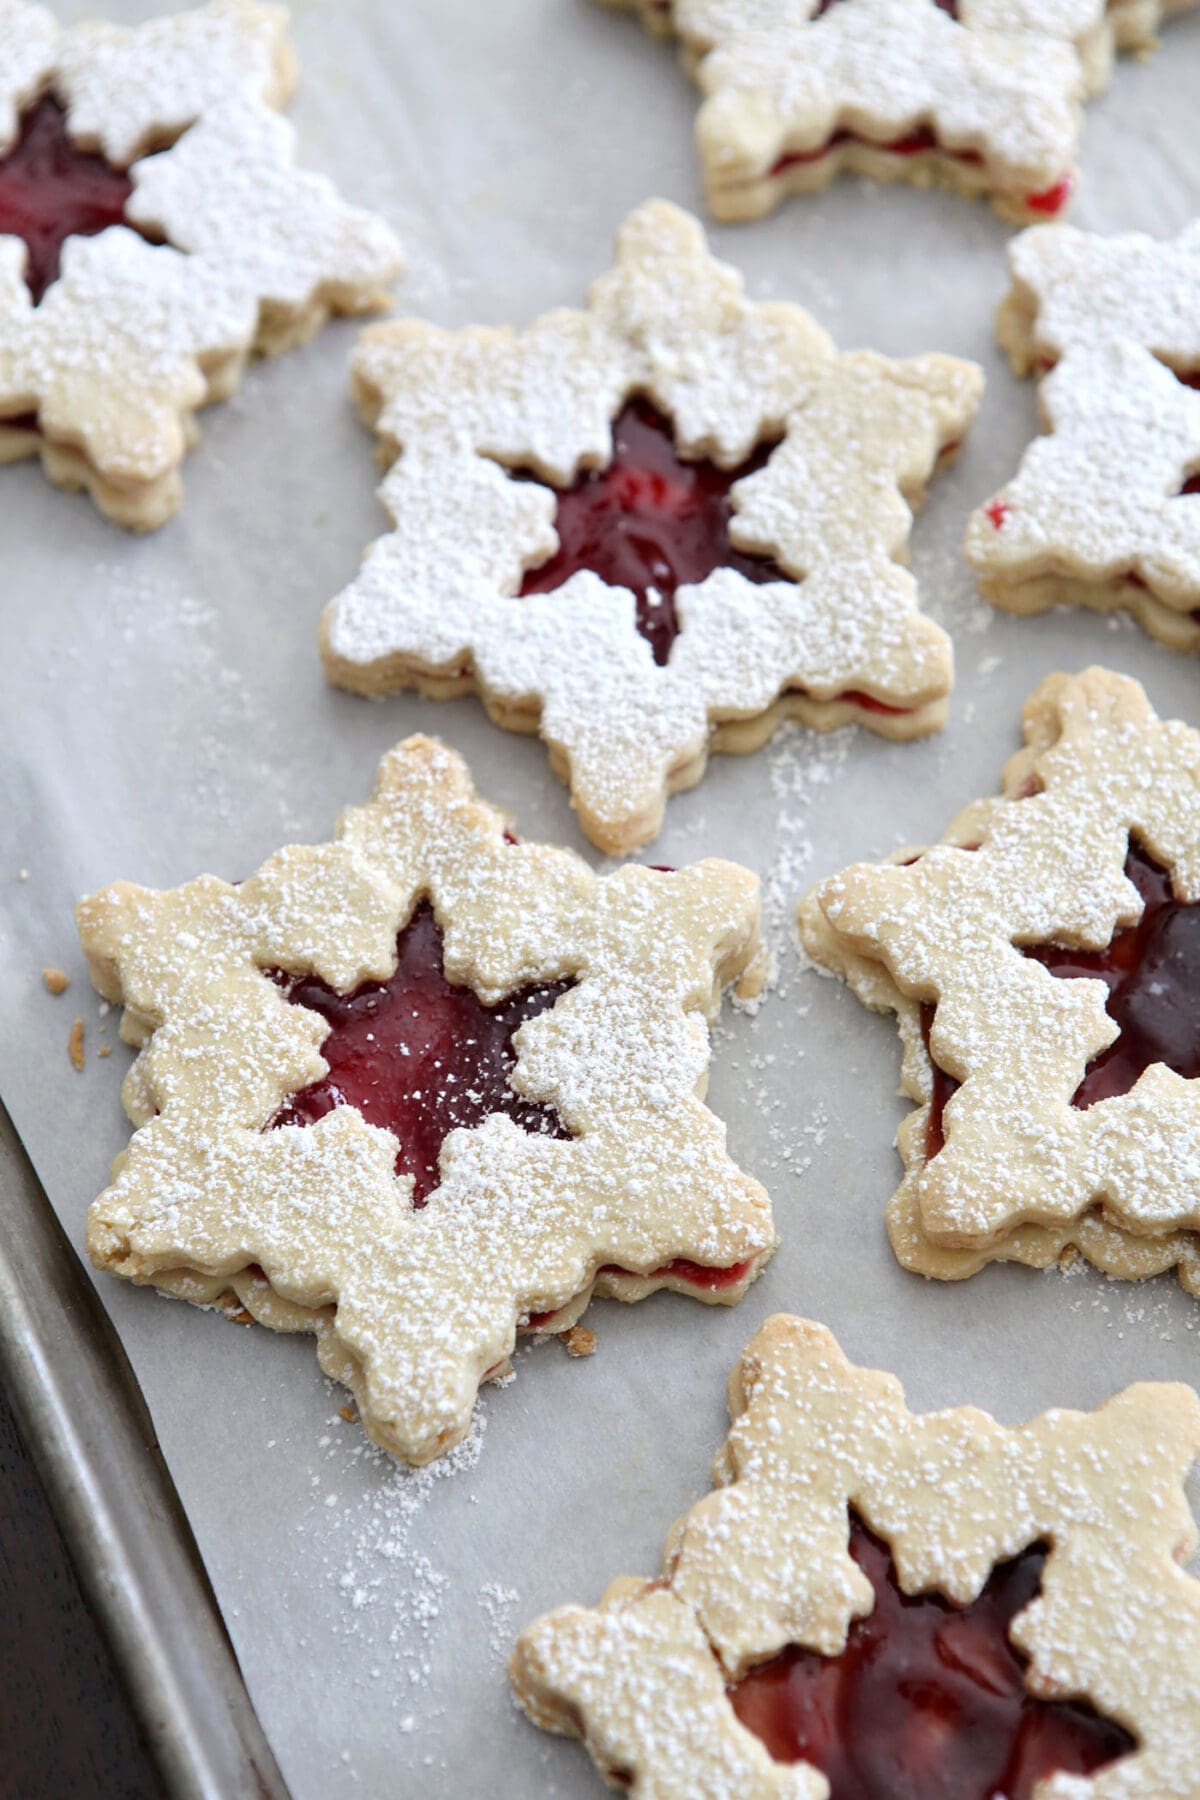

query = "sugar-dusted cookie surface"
[970,221,1200,646]
[996,219,1200,377]
[512,1314,1200,1797]
[321,199,981,855]
[799,668,1200,1287]
[598,0,1093,224]
[0,0,402,529]
[78,736,775,1467]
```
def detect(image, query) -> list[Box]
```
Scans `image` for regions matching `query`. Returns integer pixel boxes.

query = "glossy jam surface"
[270,903,571,1204]
[518,399,784,665]
[1024,842,1200,1108]
[0,96,136,301]
[728,1520,1134,1796]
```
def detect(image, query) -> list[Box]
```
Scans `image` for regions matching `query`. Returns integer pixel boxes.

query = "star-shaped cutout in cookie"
[78,736,775,1465]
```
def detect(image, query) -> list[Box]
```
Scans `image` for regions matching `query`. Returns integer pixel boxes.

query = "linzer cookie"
[598,0,1089,223]
[0,0,402,529]
[78,736,775,1466]
[969,221,1200,648]
[799,669,1200,1292]
[320,200,981,854]
[512,1314,1200,1796]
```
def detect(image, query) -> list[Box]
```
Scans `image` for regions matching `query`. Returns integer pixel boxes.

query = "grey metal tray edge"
[0,1099,290,1800]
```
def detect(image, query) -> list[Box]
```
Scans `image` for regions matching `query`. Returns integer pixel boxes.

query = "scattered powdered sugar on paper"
[477,1580,522,1661]
[759,720,854,995]
[303,1397,487,1703]
[65,567,307,847]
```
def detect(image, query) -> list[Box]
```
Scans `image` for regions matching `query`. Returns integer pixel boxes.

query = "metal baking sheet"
[3,2,1200,1794]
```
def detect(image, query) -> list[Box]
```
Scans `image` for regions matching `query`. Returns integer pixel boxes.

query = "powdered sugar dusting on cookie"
[512,1314,1200,1797]
[974,221,1200,642]
[321,200,979,854]
[614,0,1088,220]
[967,343,1200,622]
[77,735,775,1467]
[801,668,1200,1265]
[0,1,58,149]
[999,219,1200,375]
[0,0,402,528]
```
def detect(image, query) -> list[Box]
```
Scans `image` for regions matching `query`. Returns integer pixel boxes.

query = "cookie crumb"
[42,966,69,995]
[338,1405,357,1424]
[97,1044,112,1058]
[562,1325,597,1358]
[68,1017,85,1070]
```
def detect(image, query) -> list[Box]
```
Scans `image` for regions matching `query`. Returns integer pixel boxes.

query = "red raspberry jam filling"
[1023,841,1200,1109]
[727,1517,1134,1796]
[0,96,139,303]
[516,400,915,716]
[269,903,571,1204]
[919,1000,959,1160]
[519,398,784,666]
[768,135,1070,218]
[922,840,1199,1155]
[524,1255,753,1330]
[598,1254,753,1290]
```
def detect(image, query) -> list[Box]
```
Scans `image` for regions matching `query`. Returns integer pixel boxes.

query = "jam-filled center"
[727,1518,1134,1797]
[922,841,1199,1157]
[0,96,142,302]
[518,398,785,666]
[269,903,571,1204]
[1023,841,1200,1109]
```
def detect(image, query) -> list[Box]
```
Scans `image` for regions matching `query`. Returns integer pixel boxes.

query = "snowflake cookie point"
[974,221,1200,645]
[511,1313,1200,1797]
[320,198,979,853]
[0,0,402,529]
[799,666,1200,1287]
[78,733,775,1466]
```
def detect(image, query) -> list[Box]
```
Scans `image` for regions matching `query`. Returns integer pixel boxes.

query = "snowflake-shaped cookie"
[0,0,402,529]
[598,0,1090,224]
[969,222,1200,647]
[996,219,1200,378]
[512,1313,1200,1797]
[78,735,775,1466]
[320,200,981,855]
[799,667,1200,1289]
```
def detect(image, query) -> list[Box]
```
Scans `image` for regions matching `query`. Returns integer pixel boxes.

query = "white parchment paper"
[3,2,1200,1793]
